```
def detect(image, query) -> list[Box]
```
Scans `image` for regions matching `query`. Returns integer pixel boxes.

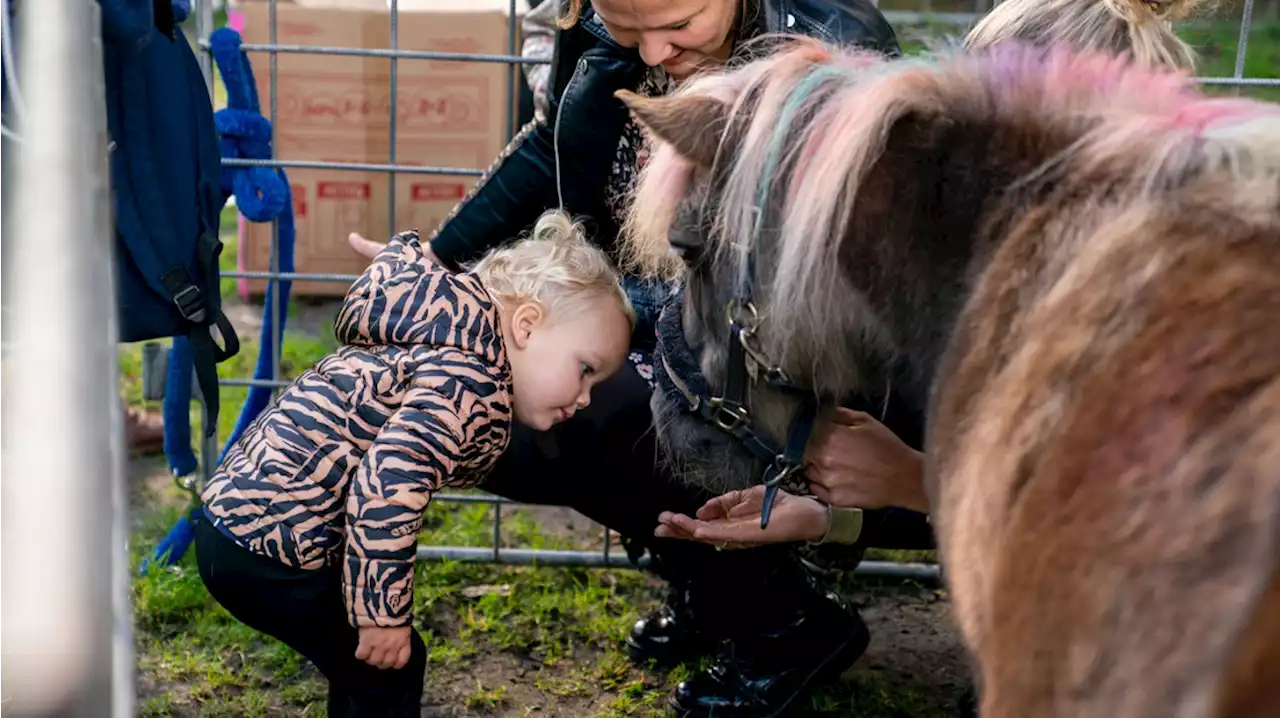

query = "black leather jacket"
[429,0,900,269]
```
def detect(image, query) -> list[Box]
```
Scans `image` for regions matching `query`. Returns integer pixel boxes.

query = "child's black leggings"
[194,518,427,718]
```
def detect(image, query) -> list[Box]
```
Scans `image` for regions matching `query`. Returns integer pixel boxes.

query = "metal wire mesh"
[190,0,1273,583]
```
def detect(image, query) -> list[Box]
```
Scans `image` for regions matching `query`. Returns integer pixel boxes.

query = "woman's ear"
[508,302,545,350]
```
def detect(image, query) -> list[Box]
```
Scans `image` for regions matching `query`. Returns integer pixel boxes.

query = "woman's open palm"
[655,485,829,549]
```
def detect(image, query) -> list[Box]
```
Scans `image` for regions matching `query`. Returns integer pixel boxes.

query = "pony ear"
[617,90,728,168]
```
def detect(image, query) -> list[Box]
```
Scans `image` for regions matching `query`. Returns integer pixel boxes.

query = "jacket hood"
[334,234,505,365]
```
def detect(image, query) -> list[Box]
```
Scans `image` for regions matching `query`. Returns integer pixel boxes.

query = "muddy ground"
[131,292,970,717]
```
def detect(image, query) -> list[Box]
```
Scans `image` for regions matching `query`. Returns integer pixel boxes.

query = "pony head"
[619,35,1278,493]
[618,37,914,492]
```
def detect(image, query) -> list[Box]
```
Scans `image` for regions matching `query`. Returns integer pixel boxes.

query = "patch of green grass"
[595,673,666,717]
[129,448,667,715]
[138,693,180,718]
[464,679,509,711]
[866,548,937,564]
[118,324,336,440]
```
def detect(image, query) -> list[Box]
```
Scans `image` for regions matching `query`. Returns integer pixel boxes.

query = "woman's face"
[592,0,739,79]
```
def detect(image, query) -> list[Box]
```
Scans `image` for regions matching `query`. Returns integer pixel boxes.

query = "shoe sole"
[666,619,871,718]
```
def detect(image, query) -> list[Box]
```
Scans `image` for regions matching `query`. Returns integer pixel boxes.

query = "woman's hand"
[655,486,830,549]
[347,231,444,267]
[348,231,388,259]
[804,407,929,513]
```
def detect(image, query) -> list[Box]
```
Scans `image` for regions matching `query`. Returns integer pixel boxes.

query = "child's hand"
[355,626,413,670]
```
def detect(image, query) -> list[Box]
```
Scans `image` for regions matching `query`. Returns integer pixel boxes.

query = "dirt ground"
[130,448,970,717]
[411,590,969,718]
[132,291,970,716]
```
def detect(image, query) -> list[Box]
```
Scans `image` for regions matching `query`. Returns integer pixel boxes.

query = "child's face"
[505,300,632,431]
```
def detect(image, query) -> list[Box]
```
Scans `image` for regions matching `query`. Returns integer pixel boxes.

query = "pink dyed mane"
[623,37,1278,284]
[620,36,1280,401]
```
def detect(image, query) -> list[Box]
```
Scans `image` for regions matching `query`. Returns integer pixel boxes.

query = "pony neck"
[833,137,1060,405]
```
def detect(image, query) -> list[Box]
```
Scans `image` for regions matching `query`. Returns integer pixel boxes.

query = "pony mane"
[622,36,1280,398]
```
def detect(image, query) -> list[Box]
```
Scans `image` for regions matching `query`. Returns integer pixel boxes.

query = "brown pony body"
[619,37,1280,717]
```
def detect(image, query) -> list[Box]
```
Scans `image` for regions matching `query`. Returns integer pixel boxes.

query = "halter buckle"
[706,397,750,432]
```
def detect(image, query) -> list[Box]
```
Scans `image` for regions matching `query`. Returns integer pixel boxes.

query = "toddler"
[194,210,635,717]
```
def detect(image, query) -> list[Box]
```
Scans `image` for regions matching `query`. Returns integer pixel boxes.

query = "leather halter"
[652,257,823,530]
[651,64,853,529]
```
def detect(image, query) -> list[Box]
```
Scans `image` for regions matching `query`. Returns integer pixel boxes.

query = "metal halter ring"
[768,456,804,485]
[725,299,759,331]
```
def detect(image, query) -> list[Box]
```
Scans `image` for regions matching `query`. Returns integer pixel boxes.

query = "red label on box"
[318,181,372,199]
[411,183,466,201]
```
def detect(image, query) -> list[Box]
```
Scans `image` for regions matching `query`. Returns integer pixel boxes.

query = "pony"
[617,37,1280,717]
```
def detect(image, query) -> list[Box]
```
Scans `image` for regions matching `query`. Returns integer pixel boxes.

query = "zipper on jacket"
[553,57,589,212]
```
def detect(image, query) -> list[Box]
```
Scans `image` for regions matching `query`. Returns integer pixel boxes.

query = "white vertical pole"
[0,0,131,715]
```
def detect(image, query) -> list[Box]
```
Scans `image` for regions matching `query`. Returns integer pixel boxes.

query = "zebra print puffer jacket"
[201,230,513,628]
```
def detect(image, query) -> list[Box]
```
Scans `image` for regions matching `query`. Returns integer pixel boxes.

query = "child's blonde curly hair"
[468,209,636,329]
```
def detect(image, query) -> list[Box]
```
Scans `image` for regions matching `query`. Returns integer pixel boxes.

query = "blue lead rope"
[142,26,296,575]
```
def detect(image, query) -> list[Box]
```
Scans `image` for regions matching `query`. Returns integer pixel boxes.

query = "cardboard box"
[233,0,527,298]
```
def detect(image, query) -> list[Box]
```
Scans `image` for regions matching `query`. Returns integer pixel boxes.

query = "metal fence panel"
[190,0,1273,582]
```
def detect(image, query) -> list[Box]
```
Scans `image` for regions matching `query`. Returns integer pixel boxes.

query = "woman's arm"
[426,116,560,271]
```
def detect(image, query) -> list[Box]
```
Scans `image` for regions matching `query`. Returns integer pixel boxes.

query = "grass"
[130,490,952,716]
[130,471,669,716]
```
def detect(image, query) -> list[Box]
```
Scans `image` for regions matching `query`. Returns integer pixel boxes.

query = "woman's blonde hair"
[469,209,636,328]
[964,0,1213,70]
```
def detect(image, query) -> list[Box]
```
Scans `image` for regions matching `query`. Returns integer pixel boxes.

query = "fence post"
[0,0,133,716]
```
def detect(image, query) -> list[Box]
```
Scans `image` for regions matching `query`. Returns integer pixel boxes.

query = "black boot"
[626,580,717,667]
[667,554,870,718]
[623,537,719,668]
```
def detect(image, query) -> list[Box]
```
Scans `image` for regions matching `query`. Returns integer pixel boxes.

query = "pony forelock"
[618,139,696,280]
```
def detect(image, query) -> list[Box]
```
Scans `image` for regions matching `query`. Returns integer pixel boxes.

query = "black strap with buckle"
[155,230,240,437]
